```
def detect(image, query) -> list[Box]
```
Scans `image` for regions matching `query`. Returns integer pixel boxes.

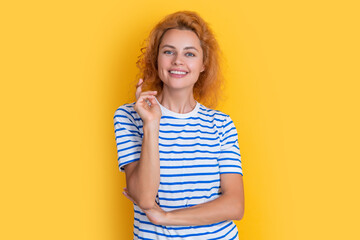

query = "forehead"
[159,29,202,49]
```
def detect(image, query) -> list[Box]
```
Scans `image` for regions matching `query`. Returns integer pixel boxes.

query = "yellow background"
[1,0,359,239]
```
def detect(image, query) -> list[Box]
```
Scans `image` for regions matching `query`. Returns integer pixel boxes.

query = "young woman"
[114,11,244,239]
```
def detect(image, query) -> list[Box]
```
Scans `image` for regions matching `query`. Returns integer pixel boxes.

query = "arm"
[123,79,162,210]
[130,114,244,225]
[166,173,244,225]
[141,173,244,226]
[124,121,160,210]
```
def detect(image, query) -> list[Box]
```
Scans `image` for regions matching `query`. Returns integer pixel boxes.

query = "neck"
[157,88,197,114]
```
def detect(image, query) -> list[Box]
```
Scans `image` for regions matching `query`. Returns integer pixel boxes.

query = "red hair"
[136,11,224,108]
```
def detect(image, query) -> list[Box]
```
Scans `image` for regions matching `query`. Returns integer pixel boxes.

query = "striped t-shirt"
[113,98,243,240]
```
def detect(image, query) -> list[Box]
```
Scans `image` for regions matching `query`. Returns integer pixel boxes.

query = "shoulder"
[113,102,139,123]
[114,102,136,115]
[198,103,231,125]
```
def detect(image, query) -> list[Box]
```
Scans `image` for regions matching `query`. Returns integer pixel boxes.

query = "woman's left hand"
[143,202,168,225]
[123,188,168,225]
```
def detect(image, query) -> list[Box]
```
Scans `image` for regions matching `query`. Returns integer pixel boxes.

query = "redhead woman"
[114,11,244,239]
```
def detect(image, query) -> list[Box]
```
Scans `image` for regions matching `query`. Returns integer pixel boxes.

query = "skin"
[156,29,204,113]
[123,85,161,210]
[123,29,244,226]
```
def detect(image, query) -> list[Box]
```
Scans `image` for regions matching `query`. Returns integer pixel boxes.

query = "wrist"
[143,122,160,135]
[163,211,172,226]
[163,211,177,226]
[143,120,160,129]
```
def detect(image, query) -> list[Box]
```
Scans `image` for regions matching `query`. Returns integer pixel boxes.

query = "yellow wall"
[1,0,359,239]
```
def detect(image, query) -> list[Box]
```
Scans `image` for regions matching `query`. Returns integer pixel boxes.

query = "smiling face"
[157,29,205,93]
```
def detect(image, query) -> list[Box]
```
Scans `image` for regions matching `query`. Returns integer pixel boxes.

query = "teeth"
[170,70,187,75]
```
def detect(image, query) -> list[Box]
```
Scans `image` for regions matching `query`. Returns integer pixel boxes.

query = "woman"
[114,11,244,239]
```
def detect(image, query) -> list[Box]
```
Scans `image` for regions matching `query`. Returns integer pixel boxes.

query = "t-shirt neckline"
[154,97,200,118]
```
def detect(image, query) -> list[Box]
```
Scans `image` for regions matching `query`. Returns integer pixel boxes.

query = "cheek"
[189,61,204,73]
[157,58,162,69]
[157,55,169,68]
[190,55,204,71]
[157,57,168,78]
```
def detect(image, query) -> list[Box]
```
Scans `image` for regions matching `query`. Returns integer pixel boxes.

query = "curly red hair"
[136,11,224,108]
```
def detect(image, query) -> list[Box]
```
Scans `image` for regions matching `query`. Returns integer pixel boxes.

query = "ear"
[201,64,205,73]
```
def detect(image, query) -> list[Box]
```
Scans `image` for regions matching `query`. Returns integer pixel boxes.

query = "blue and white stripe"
[114,100,242,239]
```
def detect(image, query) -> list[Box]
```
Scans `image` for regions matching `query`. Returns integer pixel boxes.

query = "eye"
[163,50,173,55]
[185,52,195,57]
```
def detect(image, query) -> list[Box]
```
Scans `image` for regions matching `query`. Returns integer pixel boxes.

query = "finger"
[148,96,159,106]
[136,91,157,103]
[136,94,156,104]
[137,93,157,100]
[139,90,157,97]
[122,191,135,203]
[135,79,143,100]
[122,192,132,202]
[135,78,143,88]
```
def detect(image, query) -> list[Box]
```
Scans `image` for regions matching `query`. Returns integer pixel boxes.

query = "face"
[157,29,205,92]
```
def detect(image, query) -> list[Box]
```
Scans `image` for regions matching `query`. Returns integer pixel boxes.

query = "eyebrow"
[160,44,199,52]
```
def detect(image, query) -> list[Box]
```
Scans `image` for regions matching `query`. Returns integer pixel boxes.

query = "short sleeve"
[218,115,243,175]
[113,104,143,172]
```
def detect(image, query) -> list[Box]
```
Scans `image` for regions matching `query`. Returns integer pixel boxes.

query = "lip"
[169,68,188,73]
[168,69,188,78]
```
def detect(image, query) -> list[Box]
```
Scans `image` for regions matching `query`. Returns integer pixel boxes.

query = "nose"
[172,54,184,65]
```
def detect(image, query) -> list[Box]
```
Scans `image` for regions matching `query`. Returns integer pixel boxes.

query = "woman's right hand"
[134,78,162,124]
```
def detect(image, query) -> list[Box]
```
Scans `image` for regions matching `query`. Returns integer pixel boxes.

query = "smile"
[168,70,188,78]
[169,70,187,75]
